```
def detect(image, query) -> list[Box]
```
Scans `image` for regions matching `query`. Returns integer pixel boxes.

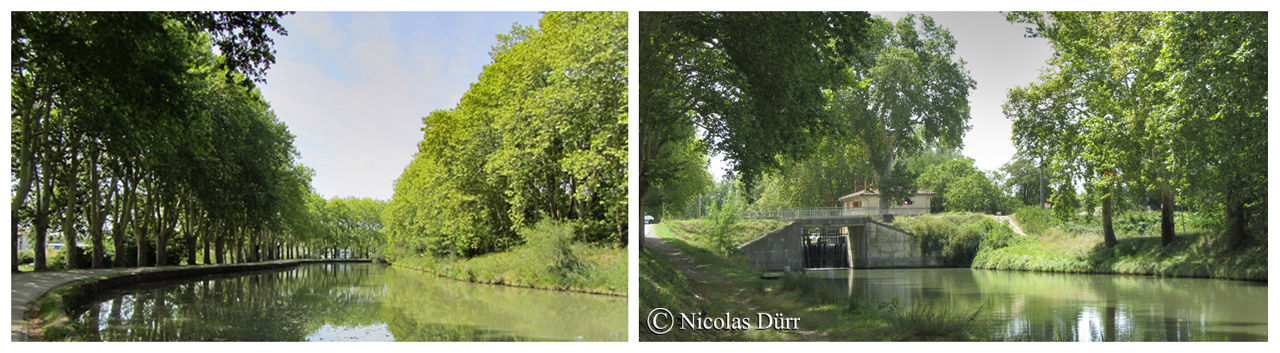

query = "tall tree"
[384,12,628,258]
[829,14,976,212]
[639,11,872,210]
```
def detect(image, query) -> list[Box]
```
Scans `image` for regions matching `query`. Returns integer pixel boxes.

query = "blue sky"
[258,12,545,200]
[708,11,1053,181]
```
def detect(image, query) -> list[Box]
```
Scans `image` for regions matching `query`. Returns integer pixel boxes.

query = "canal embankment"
[11,258,370,341]
[964,208,1267,281]
[387,222,626,296]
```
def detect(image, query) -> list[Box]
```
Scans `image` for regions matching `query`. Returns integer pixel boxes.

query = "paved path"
[10,267,158,340]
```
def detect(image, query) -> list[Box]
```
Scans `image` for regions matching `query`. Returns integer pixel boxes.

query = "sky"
[707,11,1054,181]
[258,12,545,200]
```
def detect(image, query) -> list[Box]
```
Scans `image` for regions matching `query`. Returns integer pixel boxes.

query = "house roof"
[837,189,935,202]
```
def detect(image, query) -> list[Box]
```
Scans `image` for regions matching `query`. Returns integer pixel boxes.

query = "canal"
[71,263,626,341]
[806,268,1266,341]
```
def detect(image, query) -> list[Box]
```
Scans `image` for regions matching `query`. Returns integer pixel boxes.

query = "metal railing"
[743,207,929,220]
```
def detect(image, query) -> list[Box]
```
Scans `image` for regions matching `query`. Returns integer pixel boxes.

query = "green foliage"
[704,195,744,256]
[752,138,876,209]
[18,250,36,265]
[831,14,976,208]
[1005,12,1267,249]
[385,12,627,259]
[973,229,1267,281]
[10,11,323,270]
[999,154,1048,207]
[640,11,872,203]
[917,156,1010,214]
[1013,206,1054,235]
[519,220,581,277]
[392,221,626,295]
[895,213,1020,266]
[641,135,714,220]
[945,172,1009,214]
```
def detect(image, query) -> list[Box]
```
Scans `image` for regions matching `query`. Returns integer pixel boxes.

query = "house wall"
[842,194,932,211]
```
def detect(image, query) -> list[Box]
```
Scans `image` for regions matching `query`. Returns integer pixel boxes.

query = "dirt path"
[643,224,825,340]
[643,224,723,283]
[990,215,1028,236]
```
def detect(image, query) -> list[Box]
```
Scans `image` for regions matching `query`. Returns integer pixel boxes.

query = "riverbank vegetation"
[892,213,1021,267]
[392,221,626,295]
[382,12,627,292]
[11,12,389,273]
[970,208,1266,280]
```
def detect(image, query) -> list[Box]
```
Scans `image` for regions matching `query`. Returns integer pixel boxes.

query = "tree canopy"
[1004,11,1266,249]
[639,11,873,206]
[11,11,381,271]
[383,12,628,258]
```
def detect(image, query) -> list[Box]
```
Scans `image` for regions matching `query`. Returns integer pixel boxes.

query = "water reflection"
[73,263,625,341]
[808,268,1266,341]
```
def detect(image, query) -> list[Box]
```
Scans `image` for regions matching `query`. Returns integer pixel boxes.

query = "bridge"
[743,206,929,220]
[738,209,942,272]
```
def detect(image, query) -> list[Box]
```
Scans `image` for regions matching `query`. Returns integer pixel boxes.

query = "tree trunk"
[1225,191,1247,251]
[1159,180,1175,246]
[202,231,211,265]
[62,145,82,269]
[215,232,225,264]
[186,223,197,266]
[34,213,48,270]
[137,194,152,267]
[112,177,136,268]
[1102,190,1116,248]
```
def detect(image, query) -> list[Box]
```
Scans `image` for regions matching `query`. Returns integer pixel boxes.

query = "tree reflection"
[73,264,625,341]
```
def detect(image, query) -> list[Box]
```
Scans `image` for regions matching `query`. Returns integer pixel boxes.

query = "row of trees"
[383,12,628,258]
[1005,12,1267,249]
[11,12,379,271]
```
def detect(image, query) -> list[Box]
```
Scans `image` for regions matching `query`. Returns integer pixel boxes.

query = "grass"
[644,221,985,341]
[392,221,626,296]
[973,209,1267,280]
[663,219,785,254]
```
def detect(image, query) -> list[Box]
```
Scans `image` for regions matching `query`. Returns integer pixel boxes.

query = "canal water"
[806,268,1267,341]
[71,263,626,341]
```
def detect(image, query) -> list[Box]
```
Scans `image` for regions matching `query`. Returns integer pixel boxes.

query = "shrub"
[18,250,35,265]
[703,199,742,256]
[1013,206,1055,235]
[897,213,1020,266]
[519,220,581,276]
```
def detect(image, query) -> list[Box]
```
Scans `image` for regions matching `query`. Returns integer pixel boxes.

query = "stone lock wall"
[741,218,943,271]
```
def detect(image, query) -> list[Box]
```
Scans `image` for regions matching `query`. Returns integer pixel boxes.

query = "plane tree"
[828,14,976,214]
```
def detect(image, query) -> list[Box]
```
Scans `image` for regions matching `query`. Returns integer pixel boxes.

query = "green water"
[807,268,1267,341]
[72,263,626,341]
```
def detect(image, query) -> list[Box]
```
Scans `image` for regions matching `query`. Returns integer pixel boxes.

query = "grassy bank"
[970,207,1266,280]
[642,221,985,341]
[663,218,785,253]
[392,222,626,296]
